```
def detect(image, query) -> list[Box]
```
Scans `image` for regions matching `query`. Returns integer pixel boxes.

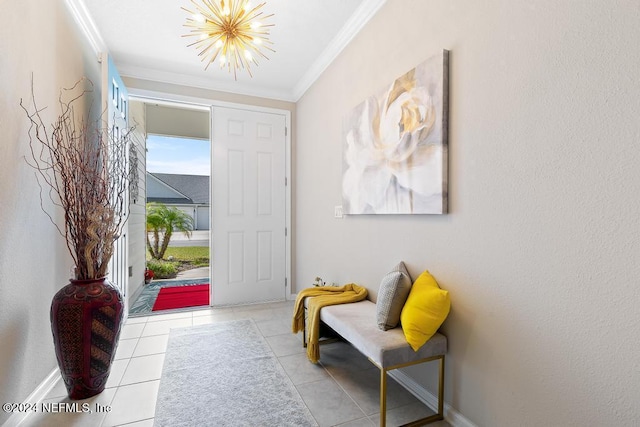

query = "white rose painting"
[342,50,449,214]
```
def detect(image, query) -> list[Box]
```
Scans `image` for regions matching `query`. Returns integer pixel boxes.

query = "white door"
[211,106,287,306]
[102,53,129,310]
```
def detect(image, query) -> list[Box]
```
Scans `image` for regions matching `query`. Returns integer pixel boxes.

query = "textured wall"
[295,1,640,425]
[0,0,101,422]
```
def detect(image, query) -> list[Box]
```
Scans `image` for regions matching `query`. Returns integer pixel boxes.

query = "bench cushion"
[320,300,447,368]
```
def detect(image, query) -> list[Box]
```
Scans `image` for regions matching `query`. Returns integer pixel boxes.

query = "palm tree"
[146,202,194,259]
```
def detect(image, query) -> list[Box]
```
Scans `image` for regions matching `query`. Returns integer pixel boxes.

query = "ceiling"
[81,0,386,101]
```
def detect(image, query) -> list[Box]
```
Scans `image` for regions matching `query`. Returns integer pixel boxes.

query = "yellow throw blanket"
[292,284,368,363]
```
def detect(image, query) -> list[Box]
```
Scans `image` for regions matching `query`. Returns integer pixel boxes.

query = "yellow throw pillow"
[400,270,450,351]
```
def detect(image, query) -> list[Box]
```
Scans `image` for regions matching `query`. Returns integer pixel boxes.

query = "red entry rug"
[152,284,210,311]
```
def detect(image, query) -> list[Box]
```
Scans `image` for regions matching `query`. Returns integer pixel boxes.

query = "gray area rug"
[154,319,318,427]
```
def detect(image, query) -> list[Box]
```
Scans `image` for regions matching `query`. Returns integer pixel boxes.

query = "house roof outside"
[147,172,210,205]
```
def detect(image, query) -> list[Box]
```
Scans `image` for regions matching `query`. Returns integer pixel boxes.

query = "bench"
[302,298,447,427]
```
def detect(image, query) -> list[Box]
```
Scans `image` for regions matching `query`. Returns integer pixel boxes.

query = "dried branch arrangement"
[20,78,131,280]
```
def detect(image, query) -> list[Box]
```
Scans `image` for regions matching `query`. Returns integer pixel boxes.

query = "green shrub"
[146,259,179,279]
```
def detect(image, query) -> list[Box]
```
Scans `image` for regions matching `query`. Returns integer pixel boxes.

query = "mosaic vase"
[50,277,124,400]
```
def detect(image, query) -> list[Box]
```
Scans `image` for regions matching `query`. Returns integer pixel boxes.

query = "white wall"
[128,100,147,304]
[0,0,101,422]
[295,1,640,426]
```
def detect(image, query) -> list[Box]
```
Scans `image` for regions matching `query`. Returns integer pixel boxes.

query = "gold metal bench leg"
[379,355,445,427]
[302,303,307,348]
[302,314,307,348]
[380,368,387,427]
[438,355,445,417]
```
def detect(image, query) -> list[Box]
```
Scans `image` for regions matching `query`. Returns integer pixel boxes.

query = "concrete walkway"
[176,266,210,279]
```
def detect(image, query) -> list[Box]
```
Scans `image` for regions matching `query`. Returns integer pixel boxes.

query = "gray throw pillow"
[376,261,412,330]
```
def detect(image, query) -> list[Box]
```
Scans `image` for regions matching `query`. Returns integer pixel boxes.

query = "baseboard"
[389,370,476,427]
[2,368,60,427]
[128,280,145,308]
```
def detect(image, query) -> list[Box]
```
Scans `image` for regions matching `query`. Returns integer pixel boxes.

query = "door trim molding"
[129,89,293,301]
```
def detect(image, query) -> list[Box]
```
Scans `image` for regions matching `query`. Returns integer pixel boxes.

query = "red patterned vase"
[50,277,124,400]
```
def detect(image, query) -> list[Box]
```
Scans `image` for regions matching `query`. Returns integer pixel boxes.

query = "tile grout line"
[319,358,373,423]
[38,301,424,427]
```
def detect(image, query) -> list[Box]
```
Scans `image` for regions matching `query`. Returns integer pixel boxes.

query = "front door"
[211,106,287,306]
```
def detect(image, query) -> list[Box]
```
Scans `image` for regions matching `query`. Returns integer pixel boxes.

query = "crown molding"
[66,0,385,103]
[117,64,296,102]
[64,0,107,59]
[292,0,387,101]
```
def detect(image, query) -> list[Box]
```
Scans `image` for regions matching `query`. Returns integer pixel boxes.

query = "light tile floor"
[24,301,451,427]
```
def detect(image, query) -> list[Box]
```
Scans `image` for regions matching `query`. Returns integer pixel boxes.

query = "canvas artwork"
[342,50,449,214]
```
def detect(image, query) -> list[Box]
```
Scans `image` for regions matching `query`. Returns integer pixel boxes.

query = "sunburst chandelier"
[182,0,275,79]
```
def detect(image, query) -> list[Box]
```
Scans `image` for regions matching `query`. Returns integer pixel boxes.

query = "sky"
[146,134,210,176]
